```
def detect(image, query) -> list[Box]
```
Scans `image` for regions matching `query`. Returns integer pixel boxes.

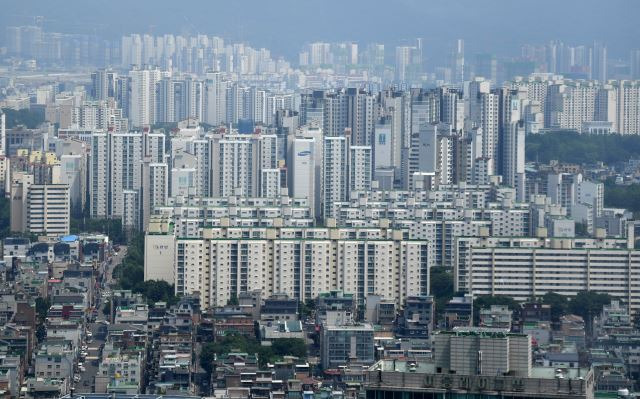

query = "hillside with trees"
[526,131,640,165]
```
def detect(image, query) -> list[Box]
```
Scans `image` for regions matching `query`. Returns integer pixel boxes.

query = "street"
[73,246,127,393]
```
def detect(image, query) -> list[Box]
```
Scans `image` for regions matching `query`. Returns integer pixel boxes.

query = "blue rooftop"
[60,235,79,242]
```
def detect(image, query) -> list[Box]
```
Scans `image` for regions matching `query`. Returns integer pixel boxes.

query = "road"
[73,246,128,393]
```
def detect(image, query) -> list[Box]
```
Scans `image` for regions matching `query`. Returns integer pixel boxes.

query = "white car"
[86,331,92,337]
[73,376,81,383]
[79,366,86,372]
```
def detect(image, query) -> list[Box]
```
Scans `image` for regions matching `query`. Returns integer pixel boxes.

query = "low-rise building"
[94,344,143,394]
[365,328,595,399]
[479,305,513,330]
[396,296,434,339]
[259,320,305,342]
[444,295,473,329]
[34,343,75,381]
[261,294,299,322]
[321,322,374,369]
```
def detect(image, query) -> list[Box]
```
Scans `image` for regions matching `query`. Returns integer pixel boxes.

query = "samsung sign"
[297,151,311,156]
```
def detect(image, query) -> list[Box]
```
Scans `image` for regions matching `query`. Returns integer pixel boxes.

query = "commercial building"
[321,322,375,369]
[365,330,594,399]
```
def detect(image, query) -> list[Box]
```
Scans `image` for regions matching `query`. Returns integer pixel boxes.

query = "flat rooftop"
[370,360,591,380]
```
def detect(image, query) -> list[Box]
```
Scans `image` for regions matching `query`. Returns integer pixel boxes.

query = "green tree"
[200,342,217,375]
[575,223,589,238]
[36,324,47,342]
[430,267,454,319]
[70,217,126,244]
[604,179,640,216]
[568,291,612,336]
[526,131,640,165]
[299,300,315,318]
[103,301,111,316]
[35,298,50,322]
[139,280,178,305]
[271,338,307,359]
[541,292,569,322]
[111,233,178,306]
[199,334,300,372]
[227,295,239,306]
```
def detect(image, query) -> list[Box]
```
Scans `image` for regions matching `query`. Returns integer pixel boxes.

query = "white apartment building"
[614,80,640,134]
[144,131,166,163]
[210,133,278,198]
[510,77,640,134]
[151,196,313,237]
[502,121,526,202]
[350,146,372,193]
[333,187,562,267]
[89,132,109,219]
[73,100,128,132]
[146,223,431,310]
[203,72,228,126]
[468,78,499,175]
[27,184,70,236]
[0,112,6,156]
[548,80,598,131]
[141,161,168,230]
[129,67,162,128]
[454,234,640,314]
[110,132,143,222]
[322,136,349,220]
[260,168,280,198]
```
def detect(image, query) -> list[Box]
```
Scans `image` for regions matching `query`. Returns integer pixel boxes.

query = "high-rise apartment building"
[455,235,640,314]
[129,67,162,127]
[26,184,70,236]
[502,121,526,202]
[203,72,228,126]
[147,223,430,310]
[590,41,607,82]
[210,133,278,198]
[90,68,117,100]
[89,132,109,219]
[110,132,143,228]
[349,146,372,193]
[0,112,5,157]
[322,135,349,220]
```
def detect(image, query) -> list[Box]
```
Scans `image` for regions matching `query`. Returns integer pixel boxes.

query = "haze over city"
[2,0,640,59]
[0,1,640,399]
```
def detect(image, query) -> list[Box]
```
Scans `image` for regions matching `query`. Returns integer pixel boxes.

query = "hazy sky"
[3,0,639,60]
